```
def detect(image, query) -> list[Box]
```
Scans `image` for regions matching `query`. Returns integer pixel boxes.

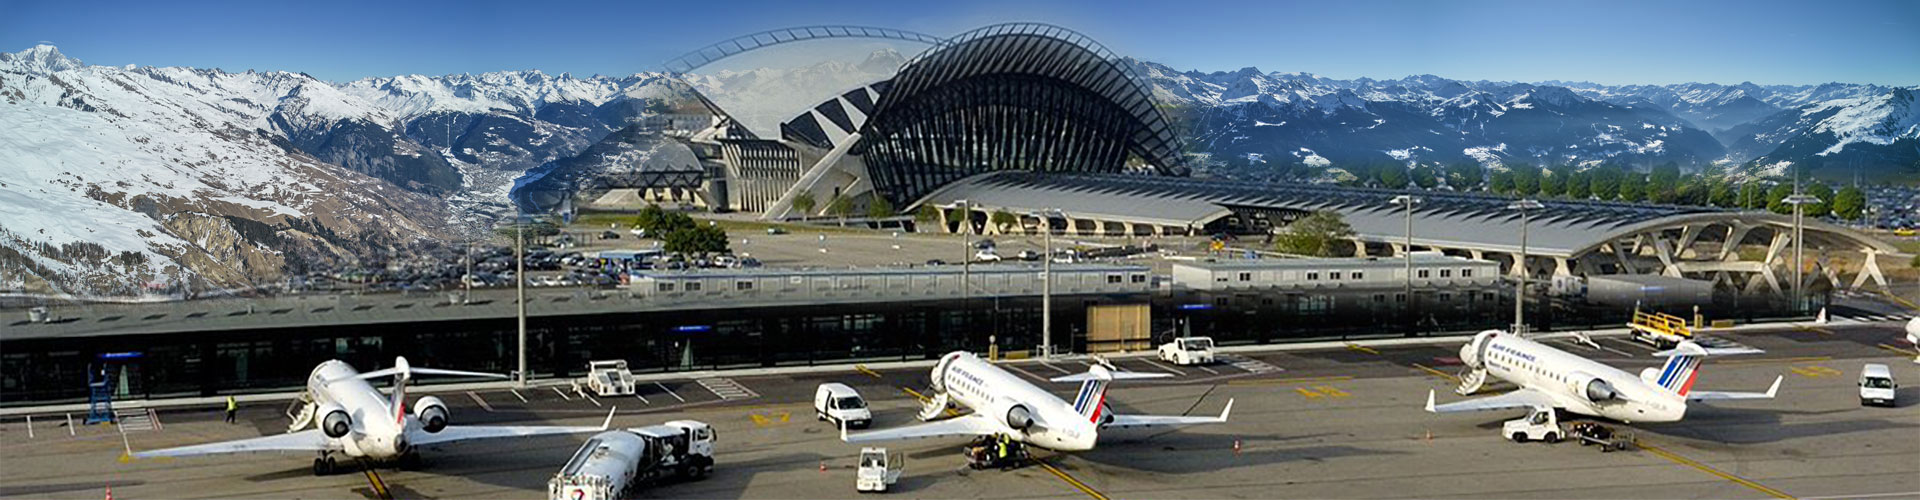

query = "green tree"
[1804,182,1833,217]
[1708,180,1737,208]
[1510,164,1541,196]
[635,204,667,232]
[1377,165,1410,189]
[1411,166,1439,189]
[1831,185,1866,220]
[1619,172,1648,202]
[1738,182,1768,209]
[1564,170,1591,199]
[866,196,895,220]
[1490,170,1516,195]
[1540,166,1569,197]
[989,209,1018,232]
[1445,163,1484,191]
[826,194,855,226]
[1274,210,1355,257]
[914,203,941,226]
[1647,162,1681,202]
[662,224,729,254]
[1589,166,1621,200]
[792,191,817,217]
[1766,183,1795,214]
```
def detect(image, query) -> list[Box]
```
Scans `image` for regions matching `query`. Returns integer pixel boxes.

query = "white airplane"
[133,357,613,475]
[841,351,1232,451]
[1425,330,1781,423]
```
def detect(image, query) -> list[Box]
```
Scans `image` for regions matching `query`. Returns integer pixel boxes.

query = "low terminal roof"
[920,172,1895,258]
[1174,253,1489,271]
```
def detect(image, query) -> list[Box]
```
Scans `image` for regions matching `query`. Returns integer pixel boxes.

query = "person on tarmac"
[224,395,237,424]
[996,434,1010,460]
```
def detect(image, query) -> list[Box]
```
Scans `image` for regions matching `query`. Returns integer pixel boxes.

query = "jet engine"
[318,404,352,438]
[1571,373,1619,402]
[414,396,449,433]
[1002,404,1036,430]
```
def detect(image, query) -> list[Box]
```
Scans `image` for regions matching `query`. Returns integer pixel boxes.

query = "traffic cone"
[819,460,827,473]
[1232,439,1241,456]
[1424,428,1432,442]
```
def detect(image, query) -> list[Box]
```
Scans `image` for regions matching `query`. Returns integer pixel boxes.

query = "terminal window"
[1107,274,1123,284]
[1307,272,1319,280]
[736,281,753,291]
[686,282,703,292]
[1330,272,1342,280]
[1351,272,1364,280]
[1131,274,1147,283]
[1238,272,1252,281]
[1462,269,1473,277]
[1417,269,1430,278]
[657,282,676,292]
[1440,269,1452,278]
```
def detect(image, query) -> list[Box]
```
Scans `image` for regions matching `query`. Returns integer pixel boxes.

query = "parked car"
[766,227,787,235]
[1859,363,1897,407]
[1017,250,1041,261]
[814,383,872,428]
[599,230,620,240]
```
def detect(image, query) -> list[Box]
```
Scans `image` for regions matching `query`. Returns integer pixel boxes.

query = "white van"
[1859,363,1897,407]
[814,383,871,428]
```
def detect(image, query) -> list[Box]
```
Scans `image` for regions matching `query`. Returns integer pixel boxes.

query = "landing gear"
[312,452,339,476]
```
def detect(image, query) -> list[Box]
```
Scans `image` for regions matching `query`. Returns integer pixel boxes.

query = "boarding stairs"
[917,391,950,421]
[1456,368,1487,395]
[286,391,315,433]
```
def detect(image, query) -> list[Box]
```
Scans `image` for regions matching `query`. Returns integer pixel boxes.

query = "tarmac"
[1,320,1915,499]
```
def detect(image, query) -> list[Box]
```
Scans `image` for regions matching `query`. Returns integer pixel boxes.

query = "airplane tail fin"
[1068,366,1113,424]
[1647,341,1763,397]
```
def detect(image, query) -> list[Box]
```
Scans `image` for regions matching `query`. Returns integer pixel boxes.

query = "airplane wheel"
[313,458,327,476]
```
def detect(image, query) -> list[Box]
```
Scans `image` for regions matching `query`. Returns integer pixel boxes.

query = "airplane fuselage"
[931,352,1099,451]
[308,360,415,460]
[1476,334,1686,423]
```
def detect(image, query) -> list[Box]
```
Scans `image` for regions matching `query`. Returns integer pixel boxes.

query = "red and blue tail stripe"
[1071,379,1109,423]
[1654,354,1702,396]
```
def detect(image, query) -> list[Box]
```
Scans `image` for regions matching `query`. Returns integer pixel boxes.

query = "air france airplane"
[133,357,613,475]
[842,351,1232,451]
[1425,330,1781,423]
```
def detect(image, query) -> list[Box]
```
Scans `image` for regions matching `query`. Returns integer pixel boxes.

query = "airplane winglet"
[1764,375,1783,398]
[1424,389,1437,413]
[599,407,617,430]
[1218,398,1234,422]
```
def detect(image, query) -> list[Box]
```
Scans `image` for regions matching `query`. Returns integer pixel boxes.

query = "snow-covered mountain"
[0,46,449,296]
[1134,60,1920,182]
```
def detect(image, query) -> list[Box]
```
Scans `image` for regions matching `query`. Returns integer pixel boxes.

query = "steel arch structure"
[661,26,945,74]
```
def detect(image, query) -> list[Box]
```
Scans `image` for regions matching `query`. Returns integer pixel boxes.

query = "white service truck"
[855,447,904,493]
[548,421,715,500]
[815,383,872,428]
[1158,336,1216,366]
[582,360,637,397]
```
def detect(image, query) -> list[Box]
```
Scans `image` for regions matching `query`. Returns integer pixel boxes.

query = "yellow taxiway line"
[362,467,393,500]
[1637,439,1794,500]
[1038,460,1110,500]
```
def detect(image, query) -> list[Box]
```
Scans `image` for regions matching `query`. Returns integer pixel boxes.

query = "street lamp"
[1391,195,1421,330]
[1507,199,1544,333]
[1029,208,1065,358]
[1784,193,1821,312]
[510,216,535,387]
[945,199,974,339]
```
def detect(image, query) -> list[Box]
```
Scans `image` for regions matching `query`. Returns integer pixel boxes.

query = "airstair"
[1456,368,1487,395]
[286,391,315,433]
[916,391,950,421]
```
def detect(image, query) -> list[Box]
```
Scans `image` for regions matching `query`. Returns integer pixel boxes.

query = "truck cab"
[855,447,903,492]
[1503,407,1562,443]
[814,383,872,428]
[1159,337,1216,366]
[1859,363,1897,407]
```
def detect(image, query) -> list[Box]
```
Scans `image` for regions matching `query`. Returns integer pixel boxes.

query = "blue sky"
[5,0,1916,85]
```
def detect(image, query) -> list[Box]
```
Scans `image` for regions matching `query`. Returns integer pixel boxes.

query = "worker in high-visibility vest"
[224,396,237,424]
[996,434,1010,459]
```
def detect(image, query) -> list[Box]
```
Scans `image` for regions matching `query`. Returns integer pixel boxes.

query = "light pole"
[1507,199,1544,333]
[1391,195,1421,330]
[1029,208,1063,358]
[946,200,974,348]
[1784,193,1821,313]
[514,218,528,387]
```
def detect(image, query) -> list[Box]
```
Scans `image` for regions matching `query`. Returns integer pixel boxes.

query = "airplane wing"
[1101,399,1233,430]
[1687,375,1782,401]
[1424,388,1559,414]
[840,414,1002,444]
[133,430,338,458]
[412,408,615,447]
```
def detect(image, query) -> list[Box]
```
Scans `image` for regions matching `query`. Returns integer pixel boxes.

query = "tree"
[1619,172,1648,202]
[1804,182,1833,217]
[1377,165,1410,189]
[867,196,895,220]
[914,203,941,226]
[1510,164,1541,196]
[1445,163,1484,191]
[1588,166,1621,200]
[1766,183,1795,214]
[990,209,1018,232]
[1738,182,1768,210]
[1540,166,1569,197]
[1411,166,1439,189]
[792,191,817,217]
[662,224,729,254]
[1708,180,1737,208]
[1273,211,1354,257]
[1832,185,1866,220]
[1564,170,1591,199]
[635,204,667,232]
[826,194,855,226]
[1490,170,1516,195]
[1647,162,1681,202]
